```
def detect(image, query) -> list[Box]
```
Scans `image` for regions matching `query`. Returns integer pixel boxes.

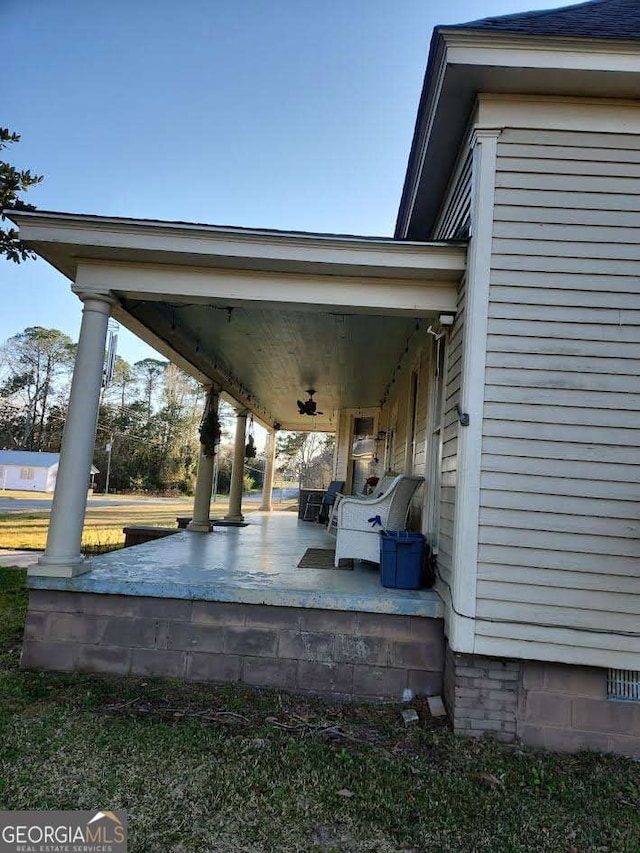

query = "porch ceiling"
[8,210,466,430]
[121,296,423,430]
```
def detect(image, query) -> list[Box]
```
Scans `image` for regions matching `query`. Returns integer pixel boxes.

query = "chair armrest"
[329,491,380,532]
[338,492,388,510]
[337,494,393,530]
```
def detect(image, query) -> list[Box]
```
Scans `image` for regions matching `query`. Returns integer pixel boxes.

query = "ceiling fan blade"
[296,391,323,416]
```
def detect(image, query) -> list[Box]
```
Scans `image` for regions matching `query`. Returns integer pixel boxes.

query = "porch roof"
[7,210,465,283]
[9,210,466,430]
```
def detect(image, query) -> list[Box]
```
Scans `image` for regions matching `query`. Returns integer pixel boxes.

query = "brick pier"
[444,645,640,756]
[443,645,520,741]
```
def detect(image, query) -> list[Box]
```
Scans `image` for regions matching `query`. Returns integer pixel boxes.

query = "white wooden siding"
[392,371,409,474]
[405,354,428,526]
[433,148,473,241]
[0,465,53,492]
[477,126,640,666]
[438,280,465,589]
[431,145,472,590]
[413,355,428,476]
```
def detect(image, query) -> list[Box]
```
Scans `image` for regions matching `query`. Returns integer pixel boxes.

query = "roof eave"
[395,26,640,241]
[394,29,447,240]
[6,209,467,284]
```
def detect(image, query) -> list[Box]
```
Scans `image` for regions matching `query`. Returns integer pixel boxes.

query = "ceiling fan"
[297,389,324,417]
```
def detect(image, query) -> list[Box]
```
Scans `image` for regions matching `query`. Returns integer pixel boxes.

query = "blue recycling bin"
[380,530,426,589]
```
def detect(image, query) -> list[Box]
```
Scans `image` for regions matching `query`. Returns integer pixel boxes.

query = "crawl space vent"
[607,668,640,702]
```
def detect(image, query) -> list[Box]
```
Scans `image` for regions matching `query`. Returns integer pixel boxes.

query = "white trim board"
[477,94,640,136]
[475,626,640,671]
[448,129,500,654]
[8,210,466,284]
[444,32,640,74]
[75,261,459,317]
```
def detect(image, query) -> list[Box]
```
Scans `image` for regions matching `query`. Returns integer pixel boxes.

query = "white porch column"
[187,388,219,532]
[33,294,114,577]
[225,410,247,521]
[259,429,277,511]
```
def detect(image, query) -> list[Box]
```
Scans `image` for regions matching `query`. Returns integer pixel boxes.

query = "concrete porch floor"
[28,511,443,618]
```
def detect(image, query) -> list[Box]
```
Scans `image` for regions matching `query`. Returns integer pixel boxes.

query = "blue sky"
[2,0,569,364]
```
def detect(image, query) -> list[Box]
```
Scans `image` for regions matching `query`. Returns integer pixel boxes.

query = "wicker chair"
[326,471,399,533]
[333,474,424,566]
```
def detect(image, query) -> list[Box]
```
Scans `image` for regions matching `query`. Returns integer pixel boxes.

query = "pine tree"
[0,128,43,262]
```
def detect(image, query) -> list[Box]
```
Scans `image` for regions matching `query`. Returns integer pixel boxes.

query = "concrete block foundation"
[21,589,445,702]
[444,645,640,757]
[20,586,640,756]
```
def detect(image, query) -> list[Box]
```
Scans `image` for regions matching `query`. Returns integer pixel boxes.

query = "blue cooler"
[379,530,426,589]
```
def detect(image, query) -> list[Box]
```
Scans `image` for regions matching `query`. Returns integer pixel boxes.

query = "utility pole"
[101,321,119,496]
[105,433,114,495]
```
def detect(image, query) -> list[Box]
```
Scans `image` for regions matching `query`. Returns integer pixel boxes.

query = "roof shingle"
[451,0,640,40]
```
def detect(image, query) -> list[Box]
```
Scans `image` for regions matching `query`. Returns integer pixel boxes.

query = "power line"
[47,413,169,449]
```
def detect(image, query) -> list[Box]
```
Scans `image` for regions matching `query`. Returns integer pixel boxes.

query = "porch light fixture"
[455,404,470,427]
[373,431,387,464]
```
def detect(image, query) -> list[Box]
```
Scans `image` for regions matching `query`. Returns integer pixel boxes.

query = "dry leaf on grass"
[470,771,504,787]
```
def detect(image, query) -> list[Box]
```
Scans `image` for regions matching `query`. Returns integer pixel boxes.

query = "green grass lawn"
[0,498,199,551]
[0,495,296,551]
[0,568,638,852]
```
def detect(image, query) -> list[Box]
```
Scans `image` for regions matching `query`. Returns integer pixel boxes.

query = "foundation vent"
[607,668,640,702]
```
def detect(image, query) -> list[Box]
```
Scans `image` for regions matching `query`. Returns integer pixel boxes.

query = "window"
[20,467,34,481]
[350,416,376,496]
[351,417,375,456]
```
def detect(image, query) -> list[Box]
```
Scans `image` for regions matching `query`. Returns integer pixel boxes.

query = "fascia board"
[6,209,455,252]
[8,210,465,281]
[395,34,448,239]
[442,29,640,72]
